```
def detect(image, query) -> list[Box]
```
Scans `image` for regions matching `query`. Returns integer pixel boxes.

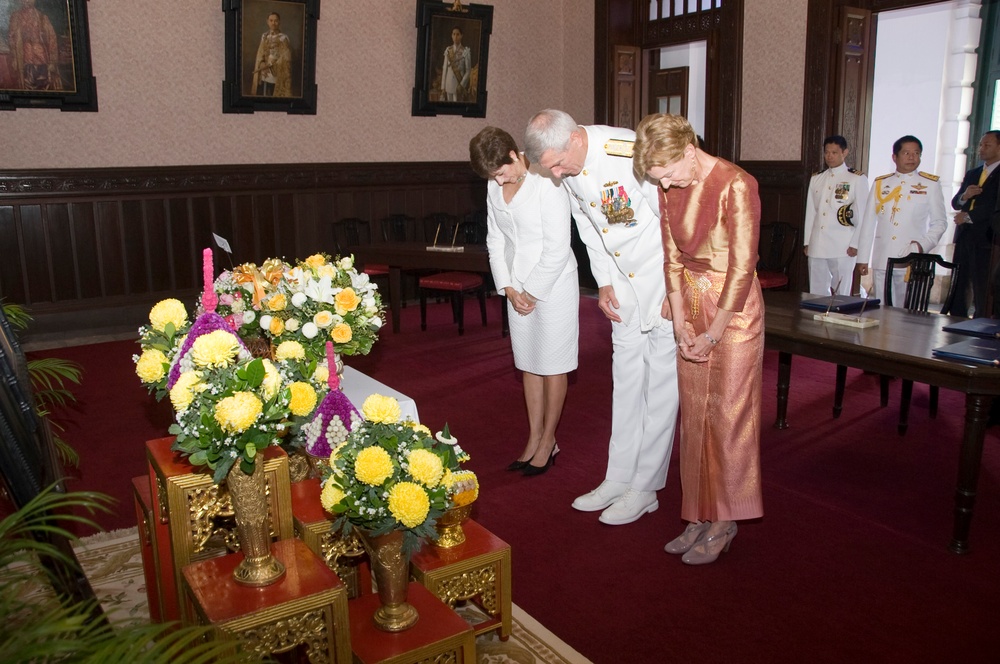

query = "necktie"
[970,167,988,210]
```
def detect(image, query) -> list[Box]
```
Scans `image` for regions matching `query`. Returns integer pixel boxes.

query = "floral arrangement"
[260,253,383,359]
[135,298,193,398]
[166,327,317,483]
[319,394,475,553]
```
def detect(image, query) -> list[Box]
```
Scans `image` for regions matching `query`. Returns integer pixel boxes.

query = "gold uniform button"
[614,251,620,257]
[582,169,588,176]
[590,201,597,208]
[628,272,635,278]
[602,228,609,234]
[891,235,897,240]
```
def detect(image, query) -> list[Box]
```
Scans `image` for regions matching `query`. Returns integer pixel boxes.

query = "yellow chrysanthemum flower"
[320,480,345,512]
[190,330,242,369]
[135,349,168,384]
[269,317,285,335]
[312,365,330,385]
[406,448,444,488]
[331,322,352,344]
[362,394,401,424]
[388,482,430,528]
[334,288,361,315]
[304,254,326,269]
[260,359,282,400]
[288,381,318,417]
[169,371,203,411]
[313,310,335,329]
[274,340,305,361]
[267,292,287,311]
[214,391,263,433]
[355,446,394,485]
[149,298,188,333]
[406,421,432,437]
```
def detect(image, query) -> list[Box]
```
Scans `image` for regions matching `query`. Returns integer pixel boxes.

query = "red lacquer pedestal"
[290,478,371,599]
[410,519,511,639]
[131,475,163,622]
[182,538,351,663]
[348,581,476,664]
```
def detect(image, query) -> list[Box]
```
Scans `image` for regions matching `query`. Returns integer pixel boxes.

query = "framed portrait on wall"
[0,0,98,111]
[222,0,318,114]
[412,0,492,118]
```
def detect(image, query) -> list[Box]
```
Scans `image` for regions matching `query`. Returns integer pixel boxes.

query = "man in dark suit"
[950,130,1000,318]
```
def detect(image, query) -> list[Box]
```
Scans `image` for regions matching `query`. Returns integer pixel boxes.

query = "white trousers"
[873,268,907,305]
[808,256,856,295]
[605,306,679,492]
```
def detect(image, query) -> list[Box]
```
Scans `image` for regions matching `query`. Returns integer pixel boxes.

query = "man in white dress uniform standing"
[803,135,869,295]
[856,135,948,302]
[525,109,679,526]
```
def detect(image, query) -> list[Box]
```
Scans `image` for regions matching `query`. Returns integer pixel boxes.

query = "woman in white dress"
[470,127,579,476]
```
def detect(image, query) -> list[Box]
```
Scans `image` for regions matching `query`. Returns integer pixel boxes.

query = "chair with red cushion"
[331,217,387,278]
[418,271,487,336]
[756,222,799,289]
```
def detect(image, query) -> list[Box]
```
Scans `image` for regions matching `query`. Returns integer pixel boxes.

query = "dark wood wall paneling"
[0,162,486,347]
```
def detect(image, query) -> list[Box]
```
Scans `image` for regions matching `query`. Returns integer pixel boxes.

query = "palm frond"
[1,301,31,330]
[27,357,83,409]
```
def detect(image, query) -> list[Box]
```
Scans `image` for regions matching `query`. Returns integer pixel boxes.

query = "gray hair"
[524,109,578,162]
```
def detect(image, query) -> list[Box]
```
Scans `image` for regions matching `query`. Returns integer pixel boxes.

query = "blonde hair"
[633,114,698,180]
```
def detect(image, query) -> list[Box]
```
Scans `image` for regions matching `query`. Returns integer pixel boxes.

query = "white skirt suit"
[486,165,579,375]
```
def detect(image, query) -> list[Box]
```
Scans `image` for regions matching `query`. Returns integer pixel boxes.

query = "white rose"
[338,256,354,270]
[302,322,319,339]
[370,317,383,330]
[285,318,300,332]
[259,314,272,330]
[242,310,256,324]
[291,292,308,308]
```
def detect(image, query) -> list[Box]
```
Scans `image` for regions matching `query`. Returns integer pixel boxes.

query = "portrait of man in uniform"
[428,15,482,103]
[239,0,305,99]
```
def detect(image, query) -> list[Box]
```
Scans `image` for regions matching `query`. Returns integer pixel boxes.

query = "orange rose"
[267,293,287,311]
[334,288,361,315]
[331,323,353,343]
[269,317,285,335]
[304,254,326,268]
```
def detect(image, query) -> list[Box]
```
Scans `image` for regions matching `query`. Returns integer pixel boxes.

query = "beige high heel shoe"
[681,522,737,565]
[664,521,711,554]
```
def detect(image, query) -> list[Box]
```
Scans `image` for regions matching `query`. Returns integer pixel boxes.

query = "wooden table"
[350,242,491,333]
[763,292,1000,553]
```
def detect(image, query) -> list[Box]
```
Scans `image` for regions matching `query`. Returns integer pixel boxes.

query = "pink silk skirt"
[677,268,764,522]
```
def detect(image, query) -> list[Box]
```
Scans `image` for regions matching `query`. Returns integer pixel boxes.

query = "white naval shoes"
[571,480,628,512]
[598,488,658,525]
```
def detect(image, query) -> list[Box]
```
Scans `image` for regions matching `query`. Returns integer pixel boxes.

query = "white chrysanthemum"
[291,292,308,308]
[302,322,319,339]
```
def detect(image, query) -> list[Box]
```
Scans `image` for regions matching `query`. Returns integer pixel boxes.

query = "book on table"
[932,338,1000,366]
[800,295,880,313]
[941,318,1000,339]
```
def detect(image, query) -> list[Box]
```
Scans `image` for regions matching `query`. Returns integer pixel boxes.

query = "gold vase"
[358,529,418,631]
[435,504,473,549]
[226,456,285,587]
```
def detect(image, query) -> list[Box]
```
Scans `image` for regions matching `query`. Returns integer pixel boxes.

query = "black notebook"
[800,295,880,314]
[941,318,1000,339]
[932,338,1000,366]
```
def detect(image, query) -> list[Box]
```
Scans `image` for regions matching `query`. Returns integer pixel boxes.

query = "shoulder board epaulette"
[874,172,893,182]
[812,170,823,177]
[604,139,634,158]
[848,168,864,176]
[918,171,940,182]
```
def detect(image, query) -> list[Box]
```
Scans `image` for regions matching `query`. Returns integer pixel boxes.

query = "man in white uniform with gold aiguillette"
[525,109,679,526]
[803,135,869,295]
[857,135,947,302]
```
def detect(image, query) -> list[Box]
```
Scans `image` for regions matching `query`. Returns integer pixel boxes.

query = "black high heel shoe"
[522,445,559,477]
[506,459,530,471]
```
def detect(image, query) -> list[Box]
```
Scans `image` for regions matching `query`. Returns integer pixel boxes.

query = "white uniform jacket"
[804,164,869,258]
[485,166,577,300]
[562,126,664,331]
[857,170,948,271]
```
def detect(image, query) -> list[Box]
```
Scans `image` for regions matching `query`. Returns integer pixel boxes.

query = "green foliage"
[0,486,262,663]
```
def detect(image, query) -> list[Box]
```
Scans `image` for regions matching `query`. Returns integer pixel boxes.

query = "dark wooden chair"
[422,212,461,247]
[380,214,416,243]
[459,210,508,337]
[331,217,388,282]
[417,212,488,335]
[756,222,799,290]
[832,252,960,434]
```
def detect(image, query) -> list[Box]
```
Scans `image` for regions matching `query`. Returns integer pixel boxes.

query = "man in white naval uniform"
[525,109,679,526]
[857,135,947,303]
[803,136,869,295]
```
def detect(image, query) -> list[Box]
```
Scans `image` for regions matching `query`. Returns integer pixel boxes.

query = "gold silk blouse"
[659,158,761,313]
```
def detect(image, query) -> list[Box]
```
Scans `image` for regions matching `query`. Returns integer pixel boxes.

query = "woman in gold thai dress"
[633,114,764,565]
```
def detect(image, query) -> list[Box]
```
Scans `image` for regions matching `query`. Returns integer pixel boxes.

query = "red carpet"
[32,297,1000,663]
